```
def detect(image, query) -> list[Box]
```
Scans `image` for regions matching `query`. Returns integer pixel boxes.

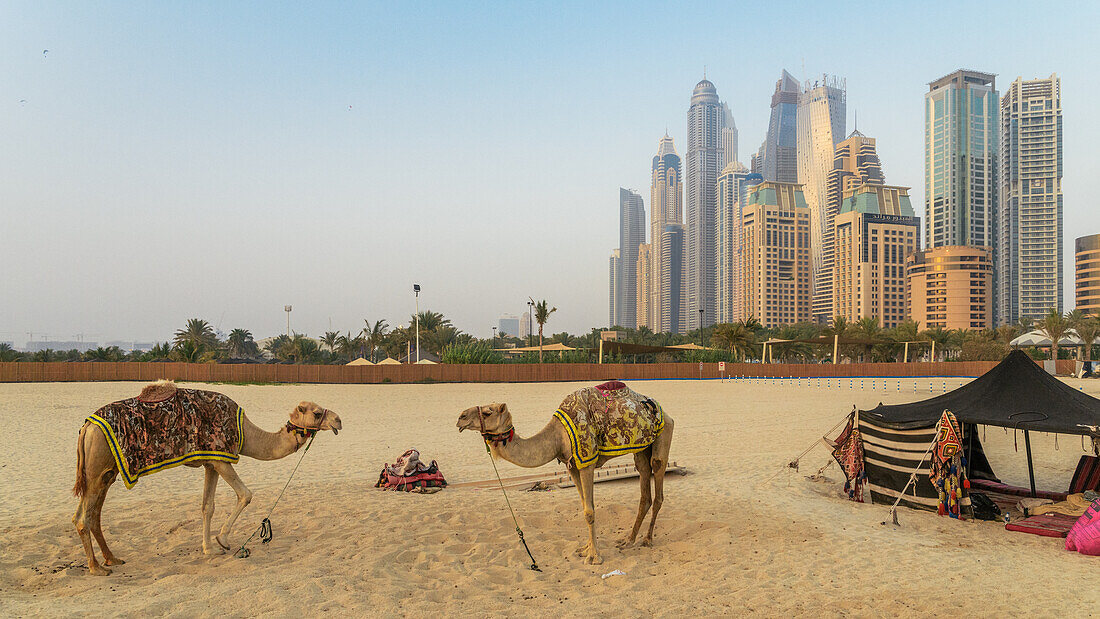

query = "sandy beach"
[3,377,1100,616]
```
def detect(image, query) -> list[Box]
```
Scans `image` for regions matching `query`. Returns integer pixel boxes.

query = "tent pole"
[833,334,838,364]
[598,339,603,365]
[903,342,909,363]
[1024,429,1036,498]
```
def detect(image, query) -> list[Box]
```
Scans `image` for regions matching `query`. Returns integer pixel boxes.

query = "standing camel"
[72,381,341,575]
[457,381,673,565]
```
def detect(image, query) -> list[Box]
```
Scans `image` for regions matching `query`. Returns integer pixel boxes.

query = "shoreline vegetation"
[3,308,1091,366]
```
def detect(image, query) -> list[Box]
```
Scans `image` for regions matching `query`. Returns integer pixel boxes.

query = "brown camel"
[457,384,673,565]
[72,384,341,576]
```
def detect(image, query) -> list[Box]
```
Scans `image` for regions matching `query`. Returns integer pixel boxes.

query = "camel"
[72,382,341,576]
[457,383,673,565]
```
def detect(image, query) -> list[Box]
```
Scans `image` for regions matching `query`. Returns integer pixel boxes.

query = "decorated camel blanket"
[86,386,244,488]
[553,381,665,469]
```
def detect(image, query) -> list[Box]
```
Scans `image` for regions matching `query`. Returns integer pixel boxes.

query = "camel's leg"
[618,450,652,548]
[89,469,124,566]
[210,461,252,550]
[644,417,674,546]
[73,430,114,576]
[579,466,602,565]
[567,466,591,556]
[201,464,222,555]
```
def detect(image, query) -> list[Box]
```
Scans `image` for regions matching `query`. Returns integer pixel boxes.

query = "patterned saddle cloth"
[87,387,244,488]
[553,381,665,469]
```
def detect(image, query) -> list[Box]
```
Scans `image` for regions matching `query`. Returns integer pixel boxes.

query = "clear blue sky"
[2,1,1097,345]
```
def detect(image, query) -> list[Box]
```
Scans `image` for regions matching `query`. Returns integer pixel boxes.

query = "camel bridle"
[477,406,514,446]
[285,408,333,447]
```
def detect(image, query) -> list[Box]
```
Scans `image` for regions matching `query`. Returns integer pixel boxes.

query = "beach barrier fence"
[0,359,1073,384]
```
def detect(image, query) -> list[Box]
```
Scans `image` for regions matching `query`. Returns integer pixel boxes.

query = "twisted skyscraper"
[686,78,723,330]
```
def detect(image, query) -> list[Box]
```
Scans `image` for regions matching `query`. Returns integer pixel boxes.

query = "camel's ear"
[296,403,307,413]
[491,402,508,415]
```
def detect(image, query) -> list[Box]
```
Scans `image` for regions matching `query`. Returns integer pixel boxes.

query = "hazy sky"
[3,1,1098,346]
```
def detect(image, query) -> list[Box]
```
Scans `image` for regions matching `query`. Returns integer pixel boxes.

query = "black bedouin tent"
[856,351,1100,510]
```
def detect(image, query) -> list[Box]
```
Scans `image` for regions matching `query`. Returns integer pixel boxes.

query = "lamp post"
[698,308,704,347]
[413,284,421,363]
[284,305,292,338]
[527,298,534,347]
[492,326,497,347]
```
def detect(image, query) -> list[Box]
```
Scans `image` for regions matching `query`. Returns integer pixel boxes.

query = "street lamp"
[413,284,421,363]
[284,305,292,338]
[698,308,704,347]
[527,298,535,347]
[492,326,497,347]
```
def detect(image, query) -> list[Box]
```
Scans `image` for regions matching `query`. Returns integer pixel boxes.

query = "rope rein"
[235,433,315,559]
[483,438,541,571]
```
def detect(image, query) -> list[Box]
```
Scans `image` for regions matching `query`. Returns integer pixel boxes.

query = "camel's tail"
[73,422,88,497]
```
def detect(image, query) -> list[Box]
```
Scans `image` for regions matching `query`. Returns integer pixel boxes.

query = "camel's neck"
[239,413,304,460]
[488,419,563,468]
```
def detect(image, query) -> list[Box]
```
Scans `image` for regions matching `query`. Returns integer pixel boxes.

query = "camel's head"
[456,402,512,434]
[289,401,342,435]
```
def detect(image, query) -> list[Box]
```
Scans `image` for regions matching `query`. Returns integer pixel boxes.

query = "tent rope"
[761,413,850,488]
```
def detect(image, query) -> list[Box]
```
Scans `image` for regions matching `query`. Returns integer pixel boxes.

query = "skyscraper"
[686,78,723,330]
[658,224,685,334]
[716,161,762,323]
[816,131,885,322]
[720,102,738,169]
[1076,234,1100,315]
[650,134,685,334]
[617,188,646,329]
[833,185,919,328]
[906,246,993,330]
[797,74,846,323]
[609,249,621,327]
[753,70,800,183]
[742,181,812,328]
[925,70,998,251]
[636,242,651,329]
[997,74,1063,324]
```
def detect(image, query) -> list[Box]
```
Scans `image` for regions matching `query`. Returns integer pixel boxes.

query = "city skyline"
[3,2,1098,344]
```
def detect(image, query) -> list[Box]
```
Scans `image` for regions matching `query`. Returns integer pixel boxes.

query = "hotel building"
[905,246,993,330]
[742,182,812,327]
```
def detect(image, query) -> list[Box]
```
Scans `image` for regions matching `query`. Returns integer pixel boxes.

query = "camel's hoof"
[575,543,590,557]
[204,545,226,556]
[104,556,125,566]
[215,535,231,551]
[615,537,636,550]
[584,553,603,565]
[640,537,653,547]
[89,565,112,576]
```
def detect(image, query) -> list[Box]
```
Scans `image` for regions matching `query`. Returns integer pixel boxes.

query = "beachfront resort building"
[615,188,646,329]
[716,162,763,323]
[905,245,993,330]
[997,74,1063,324]
[751,70,800,183]
[797,74,847,325]
[816,131,885,323]
[833,185,919,329]
[686,78,724,330]
[650,134,685,334]
[741,181,812,328]
[1076,234,1100,316]
[636,242,651,329]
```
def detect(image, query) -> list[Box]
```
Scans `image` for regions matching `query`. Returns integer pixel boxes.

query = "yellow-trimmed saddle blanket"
[553,381,665,469]
[87,388,244,488]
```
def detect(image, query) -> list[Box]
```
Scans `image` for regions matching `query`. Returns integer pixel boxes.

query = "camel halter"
[477,407,540,572]
[285,409,333,447]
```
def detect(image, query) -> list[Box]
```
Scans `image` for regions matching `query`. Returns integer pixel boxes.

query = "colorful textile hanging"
[831,412,866,502]
[929,410,971,519]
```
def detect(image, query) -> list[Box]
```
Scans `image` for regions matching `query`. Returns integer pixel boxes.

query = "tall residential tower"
[686,78,723,330]
[997,74,1063,323]
[617,188,646,328]
[650,134,685,333]
[752,70,800,183]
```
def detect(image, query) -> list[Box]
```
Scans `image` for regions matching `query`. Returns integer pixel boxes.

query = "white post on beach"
[833,334,838,364]
[903,342,909,363]
[413,284,421,363]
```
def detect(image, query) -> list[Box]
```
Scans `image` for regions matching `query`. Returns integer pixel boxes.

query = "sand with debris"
[3,377,1100,616]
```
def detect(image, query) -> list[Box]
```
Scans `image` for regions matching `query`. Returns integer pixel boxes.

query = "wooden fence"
[1,359,1072,384]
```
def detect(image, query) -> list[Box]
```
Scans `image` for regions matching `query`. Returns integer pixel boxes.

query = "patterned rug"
[86,387,244,488]
[1005,513,1078,538]
[553,381,665,469]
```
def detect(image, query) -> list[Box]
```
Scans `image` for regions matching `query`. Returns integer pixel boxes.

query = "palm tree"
[0,343,20,362]
[226,329,259,359]
[1037,308,1071,361]
[320,331,340,353]
[1073,315,1100,362]
[410,311,450,333]
[362,319,389,362]
[147,342,172,361]
[174,318,218,351]
[336,331,363,360]
[533,299,557,363]
[173,340,203,363]
[921,326,951,362]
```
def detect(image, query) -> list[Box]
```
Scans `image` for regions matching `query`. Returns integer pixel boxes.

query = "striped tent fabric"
[858,417,939,511]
